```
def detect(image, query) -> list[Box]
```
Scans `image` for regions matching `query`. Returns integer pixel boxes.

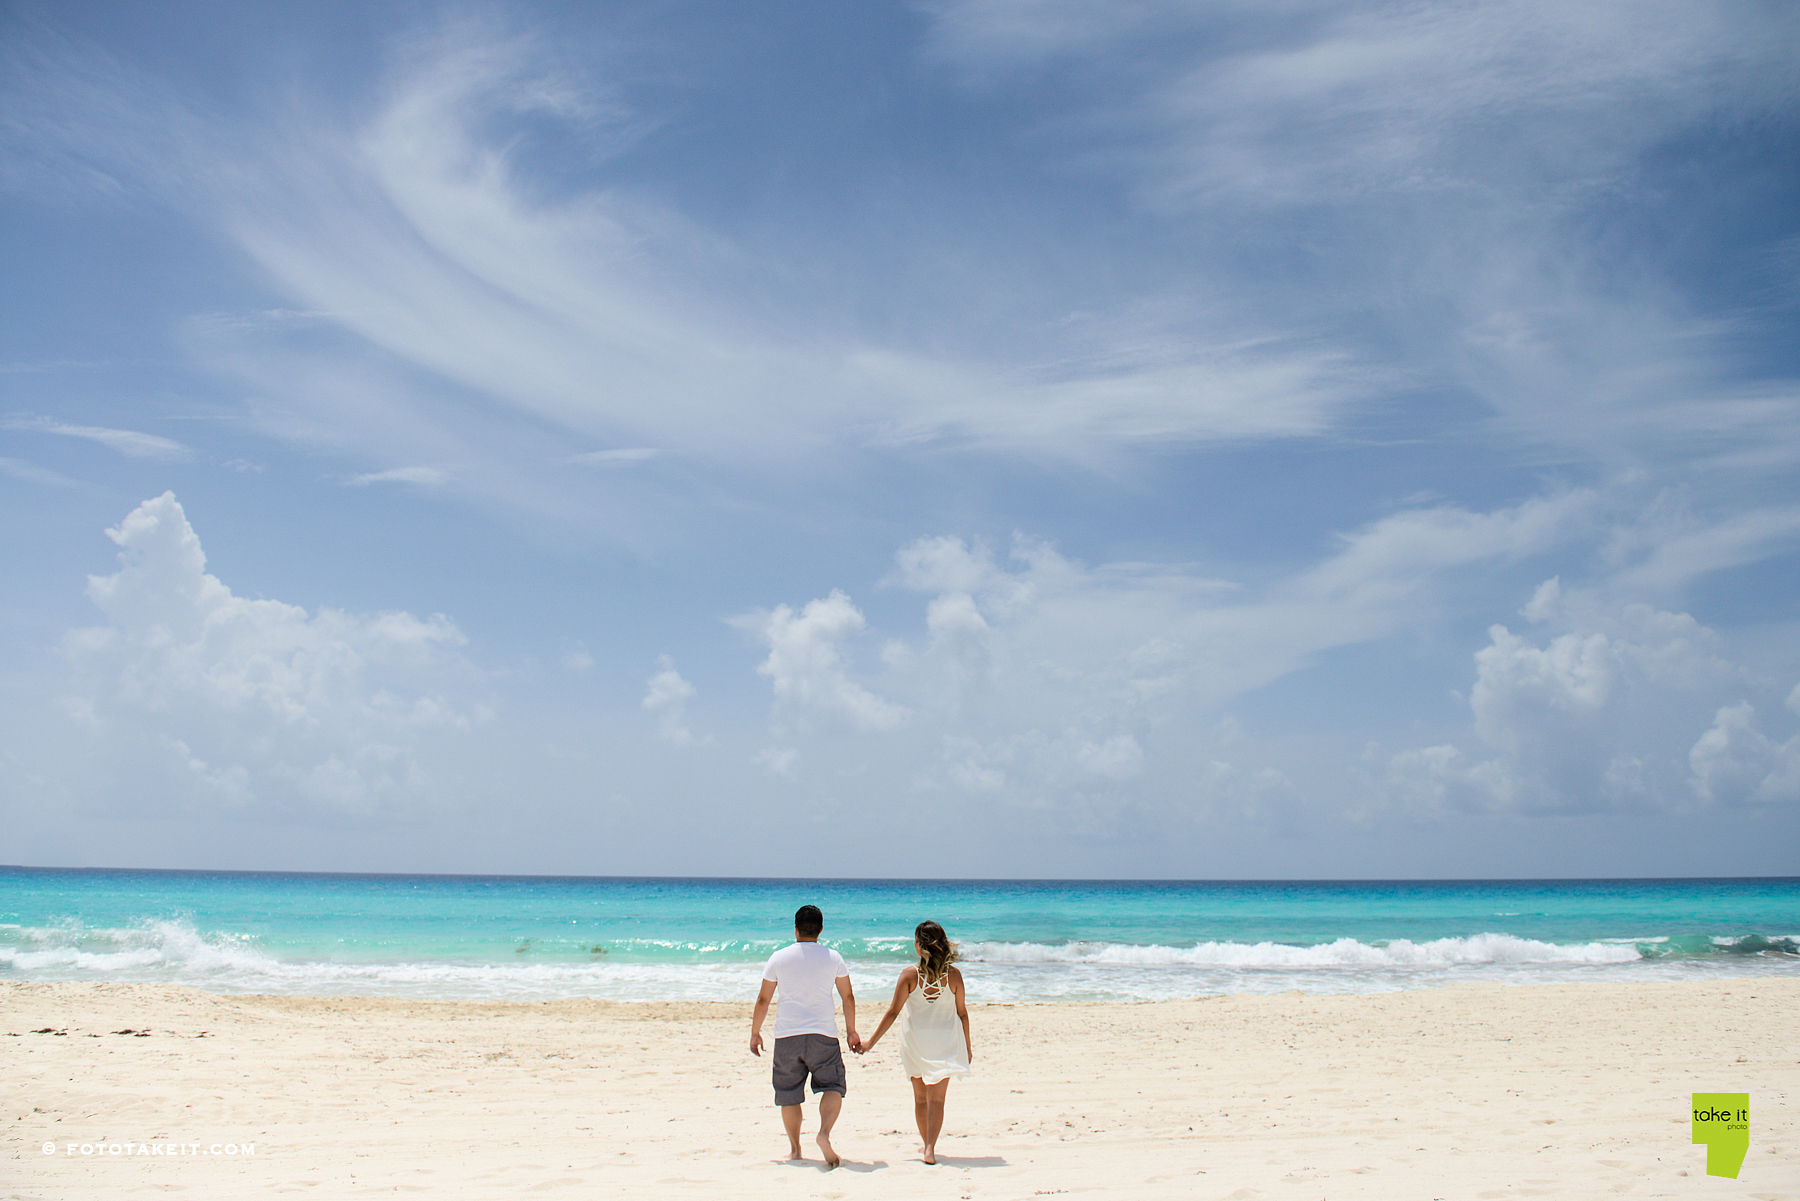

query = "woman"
[859,920,972,1164]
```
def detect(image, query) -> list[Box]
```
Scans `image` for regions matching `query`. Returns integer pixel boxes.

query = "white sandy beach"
[5,978,1795,1199]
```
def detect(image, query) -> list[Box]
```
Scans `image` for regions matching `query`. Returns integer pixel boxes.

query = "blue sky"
[3,0,1798,877]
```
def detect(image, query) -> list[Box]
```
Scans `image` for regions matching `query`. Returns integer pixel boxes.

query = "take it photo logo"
[1690,1092,1748,1179]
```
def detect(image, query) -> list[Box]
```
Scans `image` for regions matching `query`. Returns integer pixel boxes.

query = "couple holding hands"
[749,905,971,1167]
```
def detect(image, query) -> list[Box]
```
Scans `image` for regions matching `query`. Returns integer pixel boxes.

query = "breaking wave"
[961,933,1645,967]
[3,920,1792,1002]
[0,919,766,1001]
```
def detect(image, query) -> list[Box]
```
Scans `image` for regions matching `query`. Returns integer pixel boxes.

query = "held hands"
[847,1032,863,1054]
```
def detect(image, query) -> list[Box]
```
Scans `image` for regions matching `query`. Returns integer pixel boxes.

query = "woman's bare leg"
[909,1077,929,1153]
[917,1078,950,1163]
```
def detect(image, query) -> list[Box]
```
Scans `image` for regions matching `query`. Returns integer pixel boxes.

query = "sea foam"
[3,918,1792,1002]
[960,933,1644,968]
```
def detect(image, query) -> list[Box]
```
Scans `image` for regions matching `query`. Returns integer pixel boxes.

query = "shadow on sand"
[928,1155,1008,1168]
[775,1157,891,1173]
[772,1153,1007,1172]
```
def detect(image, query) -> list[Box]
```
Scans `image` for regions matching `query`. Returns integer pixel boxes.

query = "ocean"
[2,868,1795,1003]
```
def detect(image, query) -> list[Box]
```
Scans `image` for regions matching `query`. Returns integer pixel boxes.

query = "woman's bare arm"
[859,966,917,1052]
[950,965,972,1062]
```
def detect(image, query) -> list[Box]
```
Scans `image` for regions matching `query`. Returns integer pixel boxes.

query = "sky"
[2,0,1798,879]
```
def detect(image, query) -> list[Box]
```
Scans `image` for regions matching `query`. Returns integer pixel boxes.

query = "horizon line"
[4,864,1795,886]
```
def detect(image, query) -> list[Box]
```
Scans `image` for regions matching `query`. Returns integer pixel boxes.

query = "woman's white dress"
[898,972,970,1084]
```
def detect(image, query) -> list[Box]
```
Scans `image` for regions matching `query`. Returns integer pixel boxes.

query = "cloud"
[1368,587,1792,817]
[929,0,1796,203]
[12,0,1791,549]
[1162,2,1784,205]
[925,0,1800,471]
[888,536,1247,802]
[734,590,907,734]
[891,489,1585,714]
[753,745,799,777]
[346,466,449,487]
[872,479,1800,820]
[1689,702,1800,806]
[244,24,1376,460]
[642,656,700,744]
[0,456,79,487]
[9,3,1797,515]
[60,492,481,816]
[1607,505,1800,595]
[942,729,1144,794]
[7,12,1399,517]
[6,416,191,460]
[1199,758,1305,832]
[1299,491,1595,609]
[755,490,1584,807]
[568,448,659,466]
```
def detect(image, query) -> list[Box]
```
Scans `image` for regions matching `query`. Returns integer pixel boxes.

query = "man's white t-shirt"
[762,942,849,1039]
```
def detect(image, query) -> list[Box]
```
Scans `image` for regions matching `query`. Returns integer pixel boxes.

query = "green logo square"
[1691,1092,1748,1179]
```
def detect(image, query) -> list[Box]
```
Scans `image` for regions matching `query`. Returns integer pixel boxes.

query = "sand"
[4,978,1796,1199]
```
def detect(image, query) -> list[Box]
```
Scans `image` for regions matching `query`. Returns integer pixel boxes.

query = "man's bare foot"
[787,1142,803,1161]
[815,1132,840,1168]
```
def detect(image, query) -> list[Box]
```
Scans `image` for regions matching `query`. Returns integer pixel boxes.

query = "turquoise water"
[2,868,1795,1002]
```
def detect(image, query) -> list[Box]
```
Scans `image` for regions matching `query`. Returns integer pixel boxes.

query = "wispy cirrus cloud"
[5,14,1385,510]
[567,448,659,466]
[346,466,450,487]
[0,455,79,487]
[5,415,192,460]
[9,3,1796,499]
[214,26,1372,467]
[925,0,1800,472]
[927,0,1795,202]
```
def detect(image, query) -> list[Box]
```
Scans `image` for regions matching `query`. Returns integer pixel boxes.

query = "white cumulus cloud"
[642,656,700,744]
[61,492,481,815]
[1689,702,1800,806]
[1371,587,1780,817]
[734,590,907,733]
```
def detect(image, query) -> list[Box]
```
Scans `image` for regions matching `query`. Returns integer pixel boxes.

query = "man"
[750,904,860,1167]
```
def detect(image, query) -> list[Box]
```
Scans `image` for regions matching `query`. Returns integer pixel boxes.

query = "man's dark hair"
[794,905,824,937]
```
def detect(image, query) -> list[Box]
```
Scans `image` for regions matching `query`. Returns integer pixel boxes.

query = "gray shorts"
[771,1034,845,1105]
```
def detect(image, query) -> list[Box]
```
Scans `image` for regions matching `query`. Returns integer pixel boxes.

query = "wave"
[0,919,278,975]
[960,933,1646,968]
[959,932,1797,967]
[0,924,917,968]
[1638,933,1800,958]
[4,920,1792,1002]
[0,920,759,1000]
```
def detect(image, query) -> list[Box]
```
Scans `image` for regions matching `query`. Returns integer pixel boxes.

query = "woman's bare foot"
[815,1132,840,1168]
[922,1144,937,1165]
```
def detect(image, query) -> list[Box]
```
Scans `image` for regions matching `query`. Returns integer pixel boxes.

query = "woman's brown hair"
[914,920,958,986]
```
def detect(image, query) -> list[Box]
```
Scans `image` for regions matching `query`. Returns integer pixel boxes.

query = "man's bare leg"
[815,1090,843,1167]
[780,1104,804,1160]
